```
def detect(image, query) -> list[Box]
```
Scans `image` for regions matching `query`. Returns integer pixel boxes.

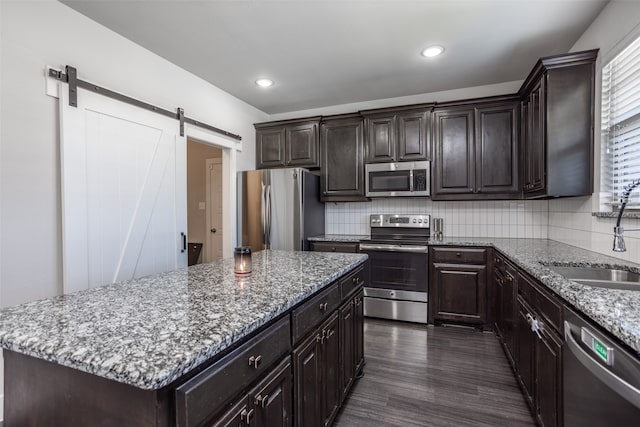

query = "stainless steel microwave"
[365,161,430,197]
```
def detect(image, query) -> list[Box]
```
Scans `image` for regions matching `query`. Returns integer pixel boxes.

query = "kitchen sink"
[546,266,640,291]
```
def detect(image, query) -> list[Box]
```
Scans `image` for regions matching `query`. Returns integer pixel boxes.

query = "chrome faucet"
[613,178,640,252]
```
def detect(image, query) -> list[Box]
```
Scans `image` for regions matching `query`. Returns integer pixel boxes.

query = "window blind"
[602,34,640,208]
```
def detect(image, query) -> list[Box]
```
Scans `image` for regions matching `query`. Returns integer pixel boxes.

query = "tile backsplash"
[326,199,549,238]
[548,196,640,263]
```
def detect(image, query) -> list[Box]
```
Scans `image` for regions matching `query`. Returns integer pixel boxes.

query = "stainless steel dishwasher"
[564,306,640,426]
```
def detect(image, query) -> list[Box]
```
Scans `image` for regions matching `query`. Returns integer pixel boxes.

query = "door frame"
[184,124,238,259]
[205,158,223,263]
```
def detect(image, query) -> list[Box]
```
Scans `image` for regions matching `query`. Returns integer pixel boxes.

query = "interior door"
[206,158,223,262]
[59,86,187,293]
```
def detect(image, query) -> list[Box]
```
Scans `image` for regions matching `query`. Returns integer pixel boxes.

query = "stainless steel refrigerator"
[237,168,325,251]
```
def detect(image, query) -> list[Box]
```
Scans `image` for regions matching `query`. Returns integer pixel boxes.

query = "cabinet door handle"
[319,302,328,311]
[255,394,269,408]
[316,334,322,343]
[327,329,335,339]
[248,355,262,368]
[242,408,254,423]
[331,247,336,252]
[456,252,461,257]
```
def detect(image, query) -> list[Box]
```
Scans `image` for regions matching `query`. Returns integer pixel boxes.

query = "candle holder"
[234,247,252,275]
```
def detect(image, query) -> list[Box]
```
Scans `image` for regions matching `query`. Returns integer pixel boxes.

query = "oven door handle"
[359,243,428,253]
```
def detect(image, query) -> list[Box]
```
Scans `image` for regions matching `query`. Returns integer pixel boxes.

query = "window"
[601,34,640,209]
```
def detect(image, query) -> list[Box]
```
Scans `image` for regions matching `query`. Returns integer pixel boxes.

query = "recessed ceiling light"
[255,78,274,88]
[421,46,444,58]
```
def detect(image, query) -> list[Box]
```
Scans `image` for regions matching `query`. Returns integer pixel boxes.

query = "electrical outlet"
[198,202,206,210]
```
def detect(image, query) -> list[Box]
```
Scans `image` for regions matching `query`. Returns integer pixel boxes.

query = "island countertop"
[0,250,367,390]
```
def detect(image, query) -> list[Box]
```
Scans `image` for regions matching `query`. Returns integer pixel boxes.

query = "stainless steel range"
[359,214,429,324]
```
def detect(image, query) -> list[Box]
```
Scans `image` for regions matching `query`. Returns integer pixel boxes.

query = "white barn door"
[59,87,187,294]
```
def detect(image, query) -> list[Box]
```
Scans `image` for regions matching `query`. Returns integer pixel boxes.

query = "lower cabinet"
[534,315,562,427]
[515,296,535,407]
[293,288,364,427]
[500,268,563,427]
[293,312,340,427]
[430,247,488,326]
[354,290,365,374]
[213,357,292,427]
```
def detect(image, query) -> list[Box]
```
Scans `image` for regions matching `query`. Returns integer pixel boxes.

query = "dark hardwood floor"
[335,319,535,427]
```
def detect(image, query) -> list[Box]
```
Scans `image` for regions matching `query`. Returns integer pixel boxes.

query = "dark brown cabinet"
[256,127,286,169]
[432,107,475,196]
[430,247,488,326]
[255,117,321,169]
[535,324,562,427]
[362,108,430,164]
[213,357,292,427]
[309,241,359,253]
[519,49,597,198]
[339,299,356,400]
[320,114,367,202]
[522,80,545,194]
[289,265,364,427]
[507,270,564,427]
[432,99,519,200]
[501,265,517,361]
[354,290,365,374]
[249,358,293,427]
[293,330,322,427]
[293,311,341,427]
[515,296,535,407]
[476,102,520,195]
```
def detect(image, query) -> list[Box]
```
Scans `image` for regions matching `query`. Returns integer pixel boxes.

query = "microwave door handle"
[409,169,414,192]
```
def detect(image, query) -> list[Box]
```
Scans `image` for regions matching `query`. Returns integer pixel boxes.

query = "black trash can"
[188,243,203,266]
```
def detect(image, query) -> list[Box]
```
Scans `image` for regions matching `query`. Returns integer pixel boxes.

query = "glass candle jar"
[234,247,252,275]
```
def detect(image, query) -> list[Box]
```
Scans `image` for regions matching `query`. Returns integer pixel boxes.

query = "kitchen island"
[0,250,368,426]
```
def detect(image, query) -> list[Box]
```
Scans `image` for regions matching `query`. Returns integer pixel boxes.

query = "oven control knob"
[413,219,417,223]
[418,219,422,223]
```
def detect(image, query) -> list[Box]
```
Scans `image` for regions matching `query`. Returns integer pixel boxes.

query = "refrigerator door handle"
[293,170,302,250]
[265,184,272,248]
[260,183,267,245]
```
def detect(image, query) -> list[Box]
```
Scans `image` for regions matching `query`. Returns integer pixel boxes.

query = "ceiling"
[61,0,608,115]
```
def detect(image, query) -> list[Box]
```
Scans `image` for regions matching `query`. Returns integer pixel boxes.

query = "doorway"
[187,139,223,265]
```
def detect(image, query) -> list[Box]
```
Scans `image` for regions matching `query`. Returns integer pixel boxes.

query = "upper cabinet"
[320,114,367,202]
[255,117,321,169]
[432,98,520,200]
[519,49,598,198]
[362,107,430,164]
[253,49,597,202]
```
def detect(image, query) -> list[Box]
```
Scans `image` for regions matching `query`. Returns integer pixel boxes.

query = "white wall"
[269,80,522,121]
[548,0,640,264]
[0,1,269,418]
[0,0,267,307]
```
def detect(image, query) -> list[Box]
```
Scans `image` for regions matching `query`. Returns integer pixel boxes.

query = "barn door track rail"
[48,65,242,140]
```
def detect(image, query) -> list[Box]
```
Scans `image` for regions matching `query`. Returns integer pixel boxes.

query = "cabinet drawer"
[310,241,359,253]
[536,285,562,334]
[340,266,365,299]
[175,316,291,427]
[292,283,341,343]
[431,247,487,264]
[518,272,562,334]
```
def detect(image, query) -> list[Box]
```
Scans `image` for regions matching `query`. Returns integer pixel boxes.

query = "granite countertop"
[308,234,370,242]
[0,250,367,390]
[429,237,640,353]
[311,235,640,352]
